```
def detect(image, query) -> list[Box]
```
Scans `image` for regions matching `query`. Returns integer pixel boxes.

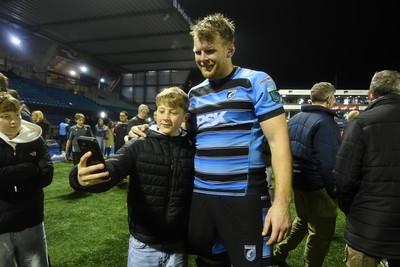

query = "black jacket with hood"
[0,120,54,234]
[70,127,195,244]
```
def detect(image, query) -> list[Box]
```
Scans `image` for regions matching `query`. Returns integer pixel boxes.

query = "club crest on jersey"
[244,245,256,262]
[266,85,281,103]
[269,91,281,102]
[227,89,236,99]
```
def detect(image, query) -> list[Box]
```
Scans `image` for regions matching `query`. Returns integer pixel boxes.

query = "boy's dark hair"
[0,92,21,113]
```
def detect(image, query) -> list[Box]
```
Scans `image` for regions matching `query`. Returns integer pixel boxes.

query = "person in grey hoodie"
[0,92,54,267]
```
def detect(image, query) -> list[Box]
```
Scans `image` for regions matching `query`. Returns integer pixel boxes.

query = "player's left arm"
[260,114,292,245]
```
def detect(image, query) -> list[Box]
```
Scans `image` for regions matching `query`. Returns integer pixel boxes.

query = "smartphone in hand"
[77,136,108,174]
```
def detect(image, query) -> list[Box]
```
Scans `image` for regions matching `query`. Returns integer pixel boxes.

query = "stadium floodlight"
[10,35,21,46]
[80,65,88,73]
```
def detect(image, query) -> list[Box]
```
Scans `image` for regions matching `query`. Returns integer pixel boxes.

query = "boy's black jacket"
[70,128,195,244]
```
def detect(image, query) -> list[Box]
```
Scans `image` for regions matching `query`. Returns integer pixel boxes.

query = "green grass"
[45,161,129,266]
[45,161,346,266]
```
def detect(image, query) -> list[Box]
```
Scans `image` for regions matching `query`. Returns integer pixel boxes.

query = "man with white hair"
[334,70,400,266]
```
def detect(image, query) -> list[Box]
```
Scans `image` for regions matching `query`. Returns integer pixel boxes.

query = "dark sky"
[178,0,399,89]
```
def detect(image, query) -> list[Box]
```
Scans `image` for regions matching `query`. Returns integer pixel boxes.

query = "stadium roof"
[0,0,196,74]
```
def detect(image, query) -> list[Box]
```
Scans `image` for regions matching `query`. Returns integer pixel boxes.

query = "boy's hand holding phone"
[77,151,110,186]
[77,136,110,186]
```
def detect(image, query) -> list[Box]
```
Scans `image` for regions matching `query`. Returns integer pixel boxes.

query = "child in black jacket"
[69,87,194,267]
[0,92,54,266]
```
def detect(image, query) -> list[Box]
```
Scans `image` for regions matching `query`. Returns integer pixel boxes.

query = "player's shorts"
[187,193,273,266]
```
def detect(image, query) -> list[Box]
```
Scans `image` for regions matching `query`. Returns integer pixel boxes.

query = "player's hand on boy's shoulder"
[128,124,149,140]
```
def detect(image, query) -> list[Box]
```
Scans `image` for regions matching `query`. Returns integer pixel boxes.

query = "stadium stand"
[8,77,139,120]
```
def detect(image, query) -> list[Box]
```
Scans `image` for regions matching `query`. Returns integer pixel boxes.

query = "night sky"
[178,0,399,89]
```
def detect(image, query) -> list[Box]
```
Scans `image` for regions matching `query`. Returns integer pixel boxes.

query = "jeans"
[127,235,187,267]
[0,222,49,267]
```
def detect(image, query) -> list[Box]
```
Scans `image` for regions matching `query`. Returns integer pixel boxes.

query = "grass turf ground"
[45,161,349,266]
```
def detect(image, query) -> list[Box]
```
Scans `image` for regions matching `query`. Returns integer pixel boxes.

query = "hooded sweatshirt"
[0,120,54,233]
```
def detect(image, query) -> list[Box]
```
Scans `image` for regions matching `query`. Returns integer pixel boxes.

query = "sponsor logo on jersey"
[259,76,272,84]
[197,111,227,128]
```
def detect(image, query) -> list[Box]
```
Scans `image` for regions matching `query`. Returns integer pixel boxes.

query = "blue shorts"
[187,193,272,266]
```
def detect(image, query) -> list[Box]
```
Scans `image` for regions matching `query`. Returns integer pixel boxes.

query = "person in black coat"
[69,87,194,267]
[31,110,50,140]
[126,104,149,134]
[113,110,129,152]
[333,70,400,266]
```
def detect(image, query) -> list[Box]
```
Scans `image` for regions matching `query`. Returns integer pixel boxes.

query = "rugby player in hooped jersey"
[129,13,293,266]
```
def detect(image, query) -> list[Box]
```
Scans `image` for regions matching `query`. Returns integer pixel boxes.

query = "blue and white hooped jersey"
[188,67,284,196]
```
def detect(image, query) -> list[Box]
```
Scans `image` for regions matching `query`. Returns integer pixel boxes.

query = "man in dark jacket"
[126,104,149,135]
[113,110,129,152]
[274,82,341,266]
[333,70,400,266]
[69,87,194,267]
